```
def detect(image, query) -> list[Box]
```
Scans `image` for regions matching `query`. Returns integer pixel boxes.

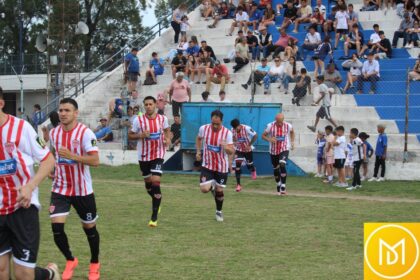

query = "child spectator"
[344,141,353,180]
[146,52,164,84]
[315,130,326,177]
[157,90,169,115]
[359,132,374,181]
[342,53,363,94]
[333,126,348,187]
[180,15,191,38]
[346,128,365,190]
[284,38,299,61]
[369,124,388,182]
[323,125,335,184]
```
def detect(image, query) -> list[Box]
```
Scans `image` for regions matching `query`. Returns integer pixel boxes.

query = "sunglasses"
[274,60,280,62]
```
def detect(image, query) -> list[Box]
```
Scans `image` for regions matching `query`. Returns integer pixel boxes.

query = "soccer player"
[0,88,60,280]
[196,110,234,222]
[49,98,101,280]
[262,113,295,196]
[128,96,170,227]
[230,119,258,192]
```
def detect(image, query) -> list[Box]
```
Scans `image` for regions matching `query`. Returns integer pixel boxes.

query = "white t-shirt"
[269,64,284,75]
[181,22,189,32]
[236,12,249,22]
[370,32,381,44]
[335,11,349,30]
[218,99,232,103]
[316,4,327,16]
[334,135,347,159]
[319,83,331,107]
[305,32,321,44]
[351,137,364,161]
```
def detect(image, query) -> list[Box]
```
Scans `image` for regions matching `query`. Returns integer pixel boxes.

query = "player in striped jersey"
[49,98,101,280]
[230,119,258,192]
[0,89,61,280]
[128,96,170,228]
[262,113,295,196]
[196,110,235,222]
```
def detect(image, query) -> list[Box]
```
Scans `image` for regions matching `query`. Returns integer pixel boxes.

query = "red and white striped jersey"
[265,121,293,155]
[131,114,169,161]
[232,124,257,152]
[49,123,98,196]
[198,124,233,173]
[0,115,50,215]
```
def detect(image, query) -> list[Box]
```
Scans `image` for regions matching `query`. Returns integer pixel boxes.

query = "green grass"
[35,165,420,279]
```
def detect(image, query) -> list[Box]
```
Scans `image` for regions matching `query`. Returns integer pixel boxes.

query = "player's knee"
[51,222,65,235]
[279,160,286,168]
[82,222,97,230]
[215,190,224,201]
[200,183,211,193]
[83,225,98,237]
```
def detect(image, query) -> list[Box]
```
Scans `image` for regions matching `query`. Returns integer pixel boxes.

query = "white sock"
[328,175,333,181]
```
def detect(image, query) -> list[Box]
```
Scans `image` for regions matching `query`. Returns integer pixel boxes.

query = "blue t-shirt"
[125,52,140,73]
[256,65,270,72]
[249,10,263,21]
[95,126,112,139]
[375,133,388,156]
[316,138,326,158]
[186,45,200,56]
[150,58,164,75]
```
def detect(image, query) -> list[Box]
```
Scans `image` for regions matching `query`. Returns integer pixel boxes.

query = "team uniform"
[316,137,326,165]
[232,125,257,188]
[0,115,50,268]
[349,137,363,189]
[344,142,354,169]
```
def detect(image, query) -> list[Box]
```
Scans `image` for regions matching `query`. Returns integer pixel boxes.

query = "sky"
[140,2,157,27]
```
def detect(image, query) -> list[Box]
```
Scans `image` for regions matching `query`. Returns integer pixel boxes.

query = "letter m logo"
[379,238,406,266]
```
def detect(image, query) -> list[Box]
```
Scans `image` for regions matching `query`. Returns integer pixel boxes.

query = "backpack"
[143,71,155,85]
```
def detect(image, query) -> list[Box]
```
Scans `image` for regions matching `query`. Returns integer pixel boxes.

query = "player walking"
[230,119,258,192]
[262,113,295,196]
[49,98,101,280]
[0,89,60,280]
[196,110,235,222]
[128,96,170,228]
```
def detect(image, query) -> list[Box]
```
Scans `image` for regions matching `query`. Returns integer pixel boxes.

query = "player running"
[262,113,295,196]
[49,98,101,280]
[196,110,235,222]
[0,88,60,280]
[230,119,258,192]
[128,96,170,228]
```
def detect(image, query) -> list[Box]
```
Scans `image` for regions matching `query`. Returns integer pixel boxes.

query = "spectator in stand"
[258,26,272,58]
[263,57,284,94]
[196,50,214,84]
[146,52,164,84]
[342,53,363,94]
[334,4,350,50]
[169,115,182,151]
[200,41,217,60]
[372,31,392,59]
[164,36,189,62]
[124,47,140,92]
[292,0,313,33]
[241,58,270,90]
[94,118,113,142]
[233,37,250,72]
[180,15,191,38]
[169,72,192,117]
[397,0,415,18]
[208,2,230,28]
[246,30,260,61]
[359,24,381,56]
[31,104,45,131]
[347,4,359,31]
[186,55,199,84]
[300,25,321,60]
[200,0,214,20]
[171,50,188,78]
[412,5,420,22]
[324,63,343,95]
[201,91,214,102]
[291,68,311,106]
[409,54,420,80]
[269,28,298,59]
[358,52,380,94]
[310,8,325,29]
[282,56,298,93]
[312,36,332,80]
[314,0,327,17]
[217,90,232,103]
[404,20,420,48]
[171,4,188,44]
[344,24,364,58]
[369,124,387,182]
[284,38,299,61]
[41,111,60,143]
[360,0,379,11]
[206,60,231,92]
[247,3,263,33]
[228,7,249,36]
[258,0,271,10]
[323,6,338,35]
[260,3,276,29]
[280,0,298,30]
[186,40,201,57]
[392,12,414,48]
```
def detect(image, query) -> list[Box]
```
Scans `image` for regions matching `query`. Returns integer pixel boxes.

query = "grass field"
[35,165,420,280]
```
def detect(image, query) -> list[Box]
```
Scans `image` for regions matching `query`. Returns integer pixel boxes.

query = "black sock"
[51,223,74,261]
[35,267,52,280]
[280,165,287,185]
[145,181,153,198]
[215,190,224,211]
[151,183,162,221]
[83,226,100,263]
[274,168,281,191]
[248,164,256,172]
[235,168,241,185]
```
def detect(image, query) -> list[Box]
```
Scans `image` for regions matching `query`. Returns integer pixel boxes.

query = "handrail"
[41,0,201,117]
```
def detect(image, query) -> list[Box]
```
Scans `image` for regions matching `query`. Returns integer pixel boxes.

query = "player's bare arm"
[128,130,150,140]
[290,128,295,150]
[196,136,203,161]
[164,127,171,147]
[262,130,276,144]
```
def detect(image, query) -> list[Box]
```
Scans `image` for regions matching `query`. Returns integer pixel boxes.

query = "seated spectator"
[267,28,298,59]
[146,52,164,84]
[208,2,230,28]
[200,0,214,20]
[108,96,128,122]
[260,3,276,29]
[206,60,231,92]
[186,40,201,57]
[228,7,249,36]
[344,24,364,58]
[357,52,380,94]
[359,24,381,56]
[360,0,379,11]
[292,68,311,106]
[323,6,338,34]
[292,0,313,33]
[280,0,298,30]
[392,12,414,48]
[373,31,392,59]
[164,36,189,62]
[324,63,343,95]
[171,50,188,78]
[397,0,415,18]
[186,54,199,84]
[284,38,299,61]
[241,58,270,90]
[201,91,214,102]
[314,0,327,17]
[247,3,263,33]
[342,53,363,94]
[310,8,325,28]
[313,36,332,80]
[94,118,113,142]
[157,90,169,115]
[246,30,259,61]
[347,4,358,31]
[169,72,191,117]
[334,4,349,50]
[257,26,272,59]
[233,37,250,72]
[169,115,182,151]
[300,25,322,61]
[217,90,232,103]
[404,20,420,48]
[133,105,142,116]
[200,40,217,60]
[258,0,271,10]
[282,56,298,93]
[409,55,420,80]
[263,57,284,94]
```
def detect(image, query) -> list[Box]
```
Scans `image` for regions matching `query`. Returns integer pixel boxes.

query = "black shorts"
[336,28,348,34]
[317,106,332,119]
[127,72,138,82]
[348,42,358,49]
[50,193,98,224]
[139,158,164,178]
[270,151,289,168]
[235,151,254,166]
[334,158,346,169]
[0,206,39,268]
[200,167,228,188]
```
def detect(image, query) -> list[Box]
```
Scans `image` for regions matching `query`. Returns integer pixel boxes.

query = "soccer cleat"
[215,211,224,222]
[148,220,158,227]
[46,263,61,280]
[346,186,357,191]
[88,263,101,280]
[280,185,287,195]
[323,179,333,184]
[368,177,378,182]
[377,177,385,182]
[62,258,78,280]
[236,184,242,192]
[251,170,257,180]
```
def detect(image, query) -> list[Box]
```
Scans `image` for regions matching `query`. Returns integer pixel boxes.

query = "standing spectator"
[263,58,284,94]
[404,20,420,48]
[241,58,270,90]
[346,128,365,190]
[343,24,364,58]
[344,141,354,180]
[94,118,113,142]
[260,3,276,28]
[233,37,250,72]
[324,63,343,95]
[292,0,313,33]
[218,90,232,103]
[124,47,140,92]
[291,68,311,106]
[31,104,45,131]
[409,54,420,80]
[373,31,392,59]
[357,52,380,94]
[334,4,349,50]
[247,3,263,33]
[315,130,326,177]
[282,56,298,93]
[392,12,414,48]
[169,115,182,151]
[157,90,169,115]
[171,4,188,44]
[300,25,322,61]
[200,40,217,60]
[228,7,249,36]
[280,0,298,30]
[169,72,192,117]
[201,91,214,102]
[246,30,260,61]
[180,15,191,38]
[312,36,332,80]
[332,126,347,187]
[359,132,374,181]
[171,50,188,78]
[369,125,388,182]
[269,28,298,59]
[323,6,338,34]
[342,53,363,94]
[258,26,272,58]
[206,60,231,92]
[359,24,381,56]
[323,125,335,184]
[146,52,164,84]
[208,2,230,28]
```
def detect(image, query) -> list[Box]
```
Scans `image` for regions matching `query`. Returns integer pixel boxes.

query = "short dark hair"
[152,52,157,56]
[378,30,384,35]
[317,75,325,81]
[131,47,139,52]
[373,24,379,28]
[143,96,157,103]
[201,40,207,44]
[201,91,210,99]
[359,132,370,140]
[231,119,240,128]
[300,68,307,74]
[336,126,345,132]
[211,110,224,120]
[59,98,78,109]
[325,125,333,132]
[350,128,359,136]
[34,104,41,110]
[348,3,353,7]
[219,90,226,96]
[0,86,3,100]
